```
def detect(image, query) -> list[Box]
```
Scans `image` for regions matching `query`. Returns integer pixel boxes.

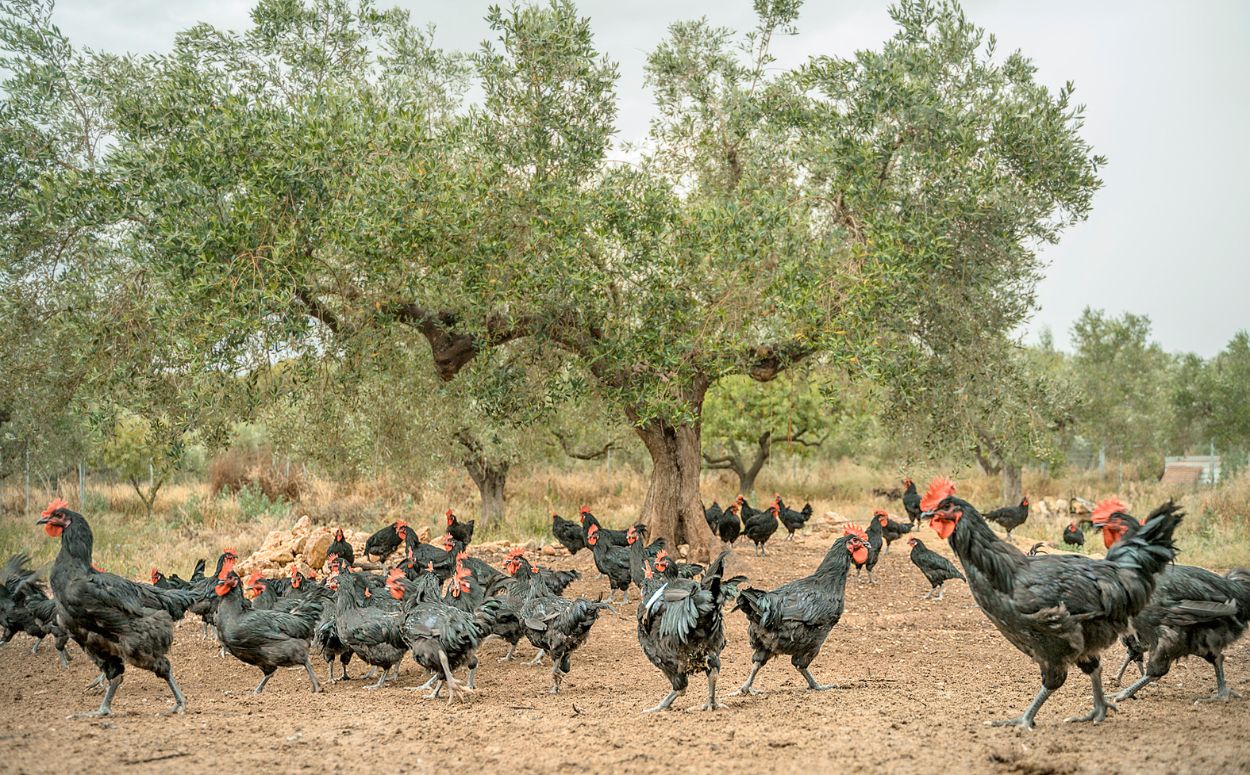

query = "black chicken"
[364,521,404,562]
[775,497,814,540]
[741,501,780,557]
[38,499,198,716]
[901,478,922,531]
[704,501,724,532]
[327,528,355,566]
[716,502,743,546]
[635,550,735,712]
[906,537,964,600]
[876,510,912,552]
[921,477,1181,728]
[732,533,868,695]
[1092,503,1250,704]
[388,567,500,702]
[518,572,612,694]
[587,523,634,603]
[552,512,586,555]
[445,509,475,547]
[212,556,324,693]
[984,496,1030,539]
[0,553,70,666]
[328,564,406,689]
[1063,522,1085,547]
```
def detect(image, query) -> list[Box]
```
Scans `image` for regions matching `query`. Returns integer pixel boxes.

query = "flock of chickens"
[3,479,1248,728]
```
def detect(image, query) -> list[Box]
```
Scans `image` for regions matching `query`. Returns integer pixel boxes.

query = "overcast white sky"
[49,1,1250,356]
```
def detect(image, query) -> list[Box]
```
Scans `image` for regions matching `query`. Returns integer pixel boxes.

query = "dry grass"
[2,459,1247,578]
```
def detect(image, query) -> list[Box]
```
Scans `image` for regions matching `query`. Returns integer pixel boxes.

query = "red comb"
[919,477,956,512]
[1091,498,1129,525]
[873,509,887,517]
[41,498,69,518]
[843,523,868,541]
[578,505,590,514]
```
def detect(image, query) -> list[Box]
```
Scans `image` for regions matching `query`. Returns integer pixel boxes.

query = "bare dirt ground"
[2,532,1247,775]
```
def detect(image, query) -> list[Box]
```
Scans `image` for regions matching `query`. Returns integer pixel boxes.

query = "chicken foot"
[730,660,766,696]
[1064,663,1115,723]
[1194,654,1241,703]
[642,688,684,713]
[988,685,1053,730]
[73,675,123,719]
[499,641,517,661]
[527,649,546,666]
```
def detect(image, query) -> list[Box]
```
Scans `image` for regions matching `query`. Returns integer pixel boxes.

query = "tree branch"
[552,430,618,461]
[747,341,816,382]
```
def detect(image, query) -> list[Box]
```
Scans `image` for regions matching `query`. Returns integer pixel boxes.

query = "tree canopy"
[1,0,1106,554]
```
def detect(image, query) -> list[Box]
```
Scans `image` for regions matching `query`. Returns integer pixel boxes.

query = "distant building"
[1162,455,1221,486]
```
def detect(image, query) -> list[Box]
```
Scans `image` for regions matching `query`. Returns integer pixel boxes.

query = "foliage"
[1069,307,1178,464]
[93,410,185,515]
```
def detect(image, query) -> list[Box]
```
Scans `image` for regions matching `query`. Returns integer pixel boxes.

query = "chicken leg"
[254,669,275,694]
[303,656,322,693]
[74,675,123,718]
[1064,660,1115,723]
[700,668,721,711]
[988,685,1053,730]
[1194,654,1242,703]
[730,659,767,696]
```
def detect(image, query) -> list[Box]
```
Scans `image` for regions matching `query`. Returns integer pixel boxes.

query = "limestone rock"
[304,531,333,569]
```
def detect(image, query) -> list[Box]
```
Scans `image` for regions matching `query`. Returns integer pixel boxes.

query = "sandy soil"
[3,532,1247,775]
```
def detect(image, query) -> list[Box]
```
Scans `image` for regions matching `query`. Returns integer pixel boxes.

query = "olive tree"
[7,0,1102,558]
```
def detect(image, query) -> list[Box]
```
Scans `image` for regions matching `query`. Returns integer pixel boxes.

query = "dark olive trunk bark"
[627,379,715,563]
[464,457,508,529]
[1001,462,1023,505]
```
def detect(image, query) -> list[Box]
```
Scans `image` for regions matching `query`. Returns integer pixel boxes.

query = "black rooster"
[921,477,1180,728]
[635,550,736,711]
[38,499,198,716]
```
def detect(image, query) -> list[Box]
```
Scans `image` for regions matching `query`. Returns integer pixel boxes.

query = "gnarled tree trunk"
[628,381,716,563]
[1001,462,1023,505]
[464,457,508,530]
[456,429,508,530]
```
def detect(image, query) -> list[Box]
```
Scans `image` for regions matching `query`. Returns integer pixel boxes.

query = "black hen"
[876,510,912,552]
[732,534,868,694]
[716,502,743,546]
[741,501,780,557]
[1091,502,1250,704]
[211,558,323,694]
[775,497,813,540]
[906,537,964,600]
[518,573,612,694]
[0,553,70,666]
[327,528,355,566]
[551,512,586,555]
[901,478,922,530]
[364,521,404,562]
[984,497,1030,539]
[1063,522,1084,547]
[445,509,475,547]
